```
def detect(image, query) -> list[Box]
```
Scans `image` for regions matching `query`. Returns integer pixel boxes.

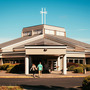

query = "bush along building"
[0,24,90,75]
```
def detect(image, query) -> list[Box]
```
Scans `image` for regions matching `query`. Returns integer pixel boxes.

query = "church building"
[0,8,90,75]
[0,24,90,75]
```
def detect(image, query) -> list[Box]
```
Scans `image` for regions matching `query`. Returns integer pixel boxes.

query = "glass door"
[48,60,57,71]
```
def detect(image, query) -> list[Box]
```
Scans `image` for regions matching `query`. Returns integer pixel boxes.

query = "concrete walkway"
[0,70,90,78]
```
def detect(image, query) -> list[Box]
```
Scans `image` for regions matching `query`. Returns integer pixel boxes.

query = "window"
[33,30,37,35]
[69,60,73,62]
[50,30,54,35]
[80,60,83,64]
[27,32,31,36]
[23,32,27,36]
[37,30,42,34]
[56,31,64,36]
[45,30,49,34]
[33,30,42,35]
[75,60,78,63]
[45,29,54,35]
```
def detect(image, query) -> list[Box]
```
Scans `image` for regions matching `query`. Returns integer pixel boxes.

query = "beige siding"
[26,48,66,55]
[44,25,65,32]
[67,53,85,57]
[2,56,25,58]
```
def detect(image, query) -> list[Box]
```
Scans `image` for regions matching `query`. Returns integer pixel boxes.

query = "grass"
[0,86,23,90]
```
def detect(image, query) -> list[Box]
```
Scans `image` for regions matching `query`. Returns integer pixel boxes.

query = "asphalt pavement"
[0,78,84,90]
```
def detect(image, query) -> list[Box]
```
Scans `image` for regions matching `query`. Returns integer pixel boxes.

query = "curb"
[40,76,86,78]
[0,76,33,78]
[0,75,86,78]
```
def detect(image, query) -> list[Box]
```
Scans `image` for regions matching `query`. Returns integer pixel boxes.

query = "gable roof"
[14,38,64,49]
[44,34,90,49]
[0,35,38,48]
[0,34,90,51]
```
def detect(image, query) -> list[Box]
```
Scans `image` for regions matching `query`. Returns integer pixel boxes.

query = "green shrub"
[74,67,83,73]
[6,63,25,73]
[2,65,7,70]
[1,63,10,70]
[0,86,23,90]
[67,62,77,67]
[82,76,90,90]
[76,63,83,66]
[0,63,11,70]
[67,62,84,67]
[7,67,12,73]
[85,64,90,71]
[6,64,16,73]
[68,65,75,71]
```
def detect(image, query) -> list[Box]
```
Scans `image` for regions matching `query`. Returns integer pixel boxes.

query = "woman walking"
[30,64,37,78]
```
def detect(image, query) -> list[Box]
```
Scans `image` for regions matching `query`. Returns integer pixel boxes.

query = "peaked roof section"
[13,34,90,50]
[44,34,90,49]
[0,35,38,48]
[0,34,90,50]
[14,38,64,49]
[25,38,64,46]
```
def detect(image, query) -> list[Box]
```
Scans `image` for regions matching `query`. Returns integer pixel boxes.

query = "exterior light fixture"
[44,48,47,52]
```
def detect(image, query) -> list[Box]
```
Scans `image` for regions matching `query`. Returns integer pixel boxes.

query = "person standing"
[30,64,37,78]
[37,62,43,77]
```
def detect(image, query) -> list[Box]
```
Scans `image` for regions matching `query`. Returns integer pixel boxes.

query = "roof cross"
[40,8,47,24]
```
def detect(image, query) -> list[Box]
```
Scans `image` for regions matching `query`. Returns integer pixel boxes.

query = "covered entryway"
[30,55,58,71]
[25,45,67,75]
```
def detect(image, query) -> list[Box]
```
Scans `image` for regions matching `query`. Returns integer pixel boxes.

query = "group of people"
[30,62,43,78]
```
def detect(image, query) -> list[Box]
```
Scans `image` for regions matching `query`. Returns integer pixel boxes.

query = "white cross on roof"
[40,8,47,24]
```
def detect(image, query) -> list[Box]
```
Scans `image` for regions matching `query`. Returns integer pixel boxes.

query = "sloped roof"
[44,34,90,49]
[0,34,90,50]
[0,35,38,48]
[14,38,64,49]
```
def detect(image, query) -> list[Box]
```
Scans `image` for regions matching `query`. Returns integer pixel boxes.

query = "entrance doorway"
[32,55,47,66]
[31,55,58,71]
[48,59,57,71]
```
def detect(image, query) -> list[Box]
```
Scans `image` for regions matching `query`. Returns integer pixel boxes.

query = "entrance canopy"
[25,45,67,75]
[25,45,67,56]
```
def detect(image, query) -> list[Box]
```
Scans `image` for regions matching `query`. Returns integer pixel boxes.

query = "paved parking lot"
[0,78,84,90]
[0,70,89,89]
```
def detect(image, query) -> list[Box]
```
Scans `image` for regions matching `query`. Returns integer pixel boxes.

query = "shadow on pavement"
[20,85,80,90]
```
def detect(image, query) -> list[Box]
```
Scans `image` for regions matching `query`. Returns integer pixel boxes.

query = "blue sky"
[0,0,90,44]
